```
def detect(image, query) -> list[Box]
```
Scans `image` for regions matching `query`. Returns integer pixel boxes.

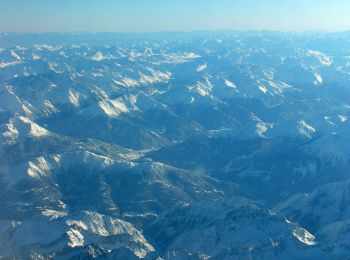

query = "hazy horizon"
[1,29,349,34]
[1,0,350,33]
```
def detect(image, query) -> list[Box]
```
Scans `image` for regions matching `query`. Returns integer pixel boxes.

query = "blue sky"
[1,0,350,32]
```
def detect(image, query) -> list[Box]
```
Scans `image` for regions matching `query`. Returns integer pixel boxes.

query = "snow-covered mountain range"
[0,32,349,259]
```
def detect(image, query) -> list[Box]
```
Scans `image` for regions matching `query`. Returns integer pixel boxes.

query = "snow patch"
[34,44,57,51]
[18,116,50,137]
[99,99,129,117]
[67,229,85,247]
[297,120,316,138]
[27,157,52,179]
[15,45,26,51]
[314,72,323,85]
[268,80,294,92]
[181,52,201,59]
[68,89,82,107]
[139,68,171,85]
[193,77,212,96]
[159,52,201,64]
[32,54,41,60]
[338,115,347,122]
[91,51,107,61]
[324,116,335,125]
[256,122,273,137]
[307,50,332,66]
[224,79,238,90]
[196,63,207,72]
[263,69,275,80]
[292,227,317,246]
[0,60,22,68]
[10,50,21,60]
[44,100,59,114]
[48,62,62,74]
[1,121,19,145]
[259,86,268,93]
[121,77,139,88]
[42,210,67,219]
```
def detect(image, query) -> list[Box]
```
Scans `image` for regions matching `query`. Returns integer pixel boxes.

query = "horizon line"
[1,28,349,35]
